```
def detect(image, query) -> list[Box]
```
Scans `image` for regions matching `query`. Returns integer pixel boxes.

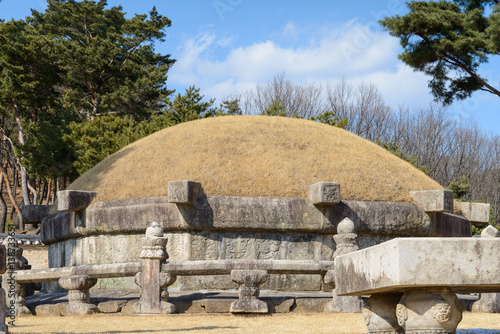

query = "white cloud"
[168,21,433,106]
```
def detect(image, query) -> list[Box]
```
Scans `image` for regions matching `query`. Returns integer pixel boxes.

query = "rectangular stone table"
[334,238,500,334]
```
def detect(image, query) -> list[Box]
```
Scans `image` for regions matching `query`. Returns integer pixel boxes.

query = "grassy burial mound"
[68,115,442,203]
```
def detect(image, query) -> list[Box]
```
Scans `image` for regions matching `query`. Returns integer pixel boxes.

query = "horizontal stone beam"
[161,259,334,276]
[335,238,500,296]
[307,182,340,205]
[15,262,141,283]
[15,260,332,283]
[459,202,491,224]
[58,190,97,212]
[410,190,454,212]
[39,195,472,244]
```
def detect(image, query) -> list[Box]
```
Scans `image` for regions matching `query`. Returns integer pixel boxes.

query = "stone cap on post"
[168,180,201,205]
[458,202,490,224]
[140,222,168,260]
[57,190,98,212]
[307,182,340,205]
[409,190,453,213]
[481,225,500,238]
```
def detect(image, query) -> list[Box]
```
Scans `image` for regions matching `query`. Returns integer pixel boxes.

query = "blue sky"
[1,0,499,135]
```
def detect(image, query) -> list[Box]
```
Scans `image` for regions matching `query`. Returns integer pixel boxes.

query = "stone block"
[307,182,340,205]
[168,181,200,204]
[335,238,500,296]
[481,225,500,238]
[22,205,51,223]
[459,202,491,224]
[121,299,139,314]
[98,300,127,313]
[34,304,60,316]
[431,212,471,237]
[409,190,453,212]
[57,190,97,212]
[41,212,81,244]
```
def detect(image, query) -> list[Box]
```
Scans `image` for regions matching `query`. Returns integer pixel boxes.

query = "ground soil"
[7,312,500,334]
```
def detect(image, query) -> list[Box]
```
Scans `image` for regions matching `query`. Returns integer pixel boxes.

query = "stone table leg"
[58,275,98,315]
[396,288,462,334]
[363,293,404,334]
[230,270,268,314]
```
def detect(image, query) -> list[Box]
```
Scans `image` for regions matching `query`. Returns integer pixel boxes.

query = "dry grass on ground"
[8,312,500,334]
[69,116,442,203]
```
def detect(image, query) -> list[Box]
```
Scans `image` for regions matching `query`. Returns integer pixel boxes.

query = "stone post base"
[58,275,98,315]
[397,288,462,334]
[230,270,268,314]
[471,293,500,313]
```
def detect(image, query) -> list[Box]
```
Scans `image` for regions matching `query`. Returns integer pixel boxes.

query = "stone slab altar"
[335,237,500,296]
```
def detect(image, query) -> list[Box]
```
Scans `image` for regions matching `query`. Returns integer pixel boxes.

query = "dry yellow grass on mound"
[69,116,442,203]
[8,312,500,334]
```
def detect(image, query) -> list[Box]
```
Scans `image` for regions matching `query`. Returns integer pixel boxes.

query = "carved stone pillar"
[230,270,268,313]
[396,288,462,334]
[135,222,176,314]
[325,217,362,313]
[363,293,404,334]
[58,275,98,315]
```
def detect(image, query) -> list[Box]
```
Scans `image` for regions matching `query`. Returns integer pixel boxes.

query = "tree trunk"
[13,102,31,206]
[0,174,7,233]
[0,164,23,231]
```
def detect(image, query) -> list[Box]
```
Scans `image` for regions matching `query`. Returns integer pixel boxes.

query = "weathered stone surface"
[230,270,268,314]
[168,180,200,204]
[410,190,454,212]
[34,304,60,316]
[43,195,469,248]
[459,202,491,224]
[98,300,127,313]
[397,288,462,334]
[430,212,472,237]
[307,182,340,205]
[481,225,500,238]
[363,293,404,334]
[22,205,51,224]
[41,212,82,245]
[83,197,437,237]
[57,190,97,212]
[471,292,500,313]
[335,238,500,296]
[121,299,139,314]
[324,288,362,313]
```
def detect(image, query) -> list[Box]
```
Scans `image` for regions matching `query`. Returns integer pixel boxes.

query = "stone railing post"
[135,222,176,314]
[58,275,98,315]
[471,225,500,313]
[0,244,7,334]
[2,237,32,317]
[230,269,268,314]
[325,217,362,313]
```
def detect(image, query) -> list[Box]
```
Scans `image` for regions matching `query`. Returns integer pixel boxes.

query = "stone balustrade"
[9,222,338,316]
